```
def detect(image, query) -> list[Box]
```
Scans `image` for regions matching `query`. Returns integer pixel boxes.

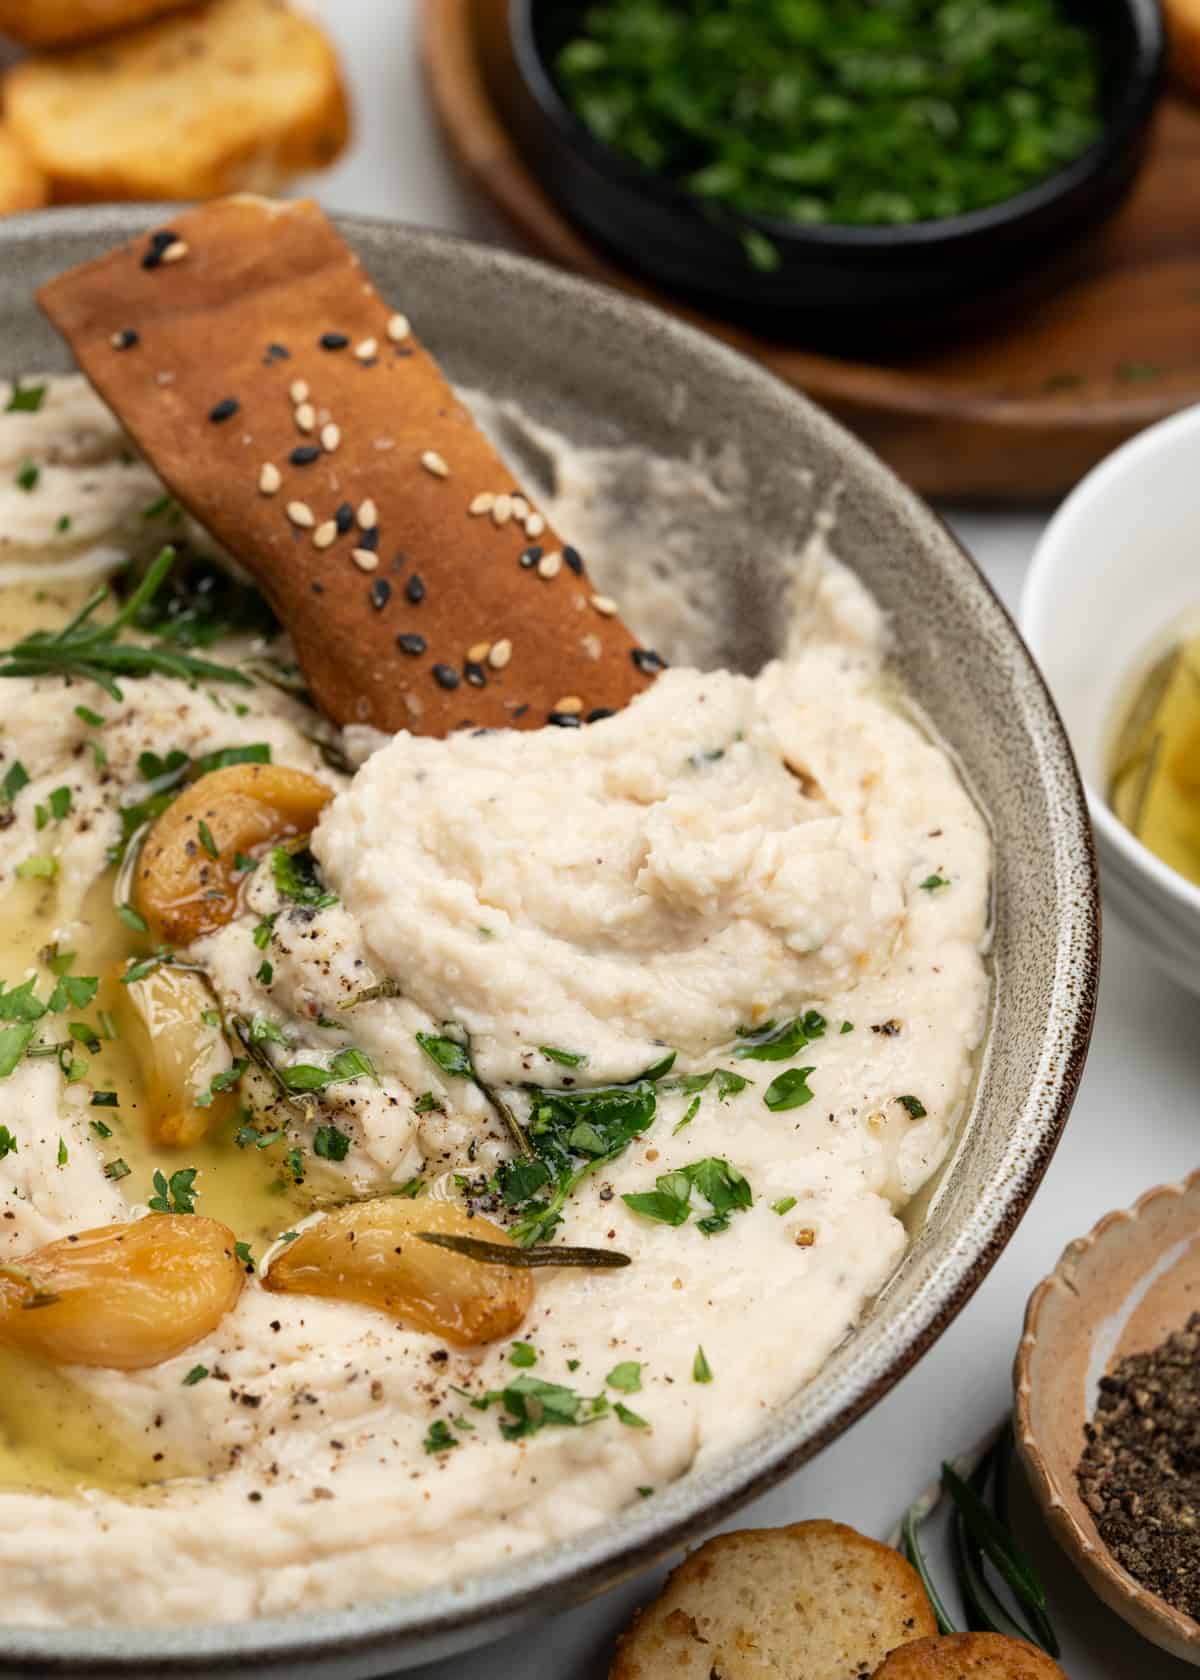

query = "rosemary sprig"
[896,1419,1059,1658]
[0,547,252,701]
[417,1232,631,1269]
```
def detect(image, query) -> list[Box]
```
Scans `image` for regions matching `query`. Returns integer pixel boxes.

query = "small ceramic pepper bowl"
[1014,1173,1200,1665]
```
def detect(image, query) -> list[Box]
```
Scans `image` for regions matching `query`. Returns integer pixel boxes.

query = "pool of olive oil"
[1108,627,1200,887]
[0,579,319,1497]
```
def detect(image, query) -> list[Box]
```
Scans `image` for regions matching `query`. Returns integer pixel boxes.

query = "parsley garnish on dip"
[0,361,991,1621]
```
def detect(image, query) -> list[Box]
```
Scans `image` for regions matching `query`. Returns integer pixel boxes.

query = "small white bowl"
[1021,403,1200,995]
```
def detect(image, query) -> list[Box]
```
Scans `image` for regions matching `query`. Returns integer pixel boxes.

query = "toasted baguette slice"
[5,0,349,203]
[1166,0,1200,95]
[610,1520,938,1680]
[872,1633,1067,1677]
[0,125,47,215]
[0,0,192,47]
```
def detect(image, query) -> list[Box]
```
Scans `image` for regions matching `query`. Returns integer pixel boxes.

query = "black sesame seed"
[519,546,543,569]
[632,648,667,675]
[563,545,584,575]
[208,397,239,424]
[311,581,325,594]
[150,229,178,251]
[289,445,321,466]
[141,249,163,271]
[587,707,616,724]
[334,502,354,534]
[113,328,139,351]
[464,661,487,687]
[320,332,350,350]
[512,704,530,719]
[432,664,461,690]
[266,342,290,360]
[396,633,426,656]
[359,526,380,552]
[547,711,583,728]
[405,574,426,605]
[369,579,392,611]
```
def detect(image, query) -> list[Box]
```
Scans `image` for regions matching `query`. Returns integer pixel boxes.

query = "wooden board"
[422,0,1200,502]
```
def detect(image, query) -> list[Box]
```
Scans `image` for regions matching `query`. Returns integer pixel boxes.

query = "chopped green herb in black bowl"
[505,0,1165,336]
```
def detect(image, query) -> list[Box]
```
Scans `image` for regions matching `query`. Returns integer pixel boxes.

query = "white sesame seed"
[355,337,378,362]
[488,638,512,670]
[590,593,619,616]
[351,548,379,572]
[287,501,315,528]
[258,462,282,495]
[511,496,530,520]
[491,494,514,527]
[289,380,309,406]
[554,695,584,715]
[421,449,449,479]
[468,492,495,517]
[321,422,341,453]
[160,240,188,264]
[295,402,316,433]
[524,511,546,538]
[467,641,491,664]
[313,520,338,550]
[537,551,562,580]
[357,498,378,530]
[387,313,410,343]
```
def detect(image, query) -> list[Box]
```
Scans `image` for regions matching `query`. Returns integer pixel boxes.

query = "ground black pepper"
[1077,1312,1200,1620]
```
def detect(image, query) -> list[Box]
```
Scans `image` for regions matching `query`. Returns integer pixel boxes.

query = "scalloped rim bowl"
[1015,1173,1200,1665]
[0,205,1099,1676]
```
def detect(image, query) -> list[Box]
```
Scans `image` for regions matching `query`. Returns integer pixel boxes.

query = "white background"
[300,8,1199,1675]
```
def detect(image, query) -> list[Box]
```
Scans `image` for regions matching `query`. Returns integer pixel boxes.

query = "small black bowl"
[504,0,1166,341]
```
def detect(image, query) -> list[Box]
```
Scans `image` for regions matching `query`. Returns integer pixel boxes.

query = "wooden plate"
[422,0,1200,501]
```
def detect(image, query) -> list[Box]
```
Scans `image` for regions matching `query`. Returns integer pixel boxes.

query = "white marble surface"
[301,8,1198,1674]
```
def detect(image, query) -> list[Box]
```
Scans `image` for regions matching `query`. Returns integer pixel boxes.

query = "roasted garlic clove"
[0,1216,244,1370]
[133,763,333,944]
[118,962,231,1148]
[262,1198,532,1346]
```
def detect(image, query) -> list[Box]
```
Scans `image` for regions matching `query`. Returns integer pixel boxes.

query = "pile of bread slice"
[0,0,348,213]
[610,1521,1069,1679]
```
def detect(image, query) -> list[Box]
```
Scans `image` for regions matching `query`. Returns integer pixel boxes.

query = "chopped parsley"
[763,1067,816,1111]
[252,915,277,950]
[313,1123,351,1162]
[104,1157,130,1181]
[693,1346,713,1384]
[0,1023,34,1079]
[56,514,72,534]
[272,845,337,909]
[0,1126,17,1159]
[539,1045,586,1067]
[771,1195,797,1216]
[47,786,71,822]
[415,1031,474,1081]
[5,382,45,413]
[919,874,950,892]
[673,1095,701,1135]
[665,1067,750,1102]
[69,1021,101,1053]
[280,1047,375,1093]
[73,705,103,729]
[181,1365,209,1387]
[606,1361,642,1393]
[196,820,219,859]
[897,1094,928,1119]
[471,1374,609,1440]
[412,1090,443,1114]
[196,1058,247,1107]
[840,1020,854,1035]
[1,761,28,803]
[509,1341,538,1368]
[117,903,149,934]
[89,1118,113,1139]
[234,1241,254,1271]
[15,855,55,881]
[148,1166,198,1214]
[49,974,98,1015]
[734,1011,825,1061]
[423,1419,459,1454]
[256,959,274,985]
[15,459,39,493]
[615,1402,649,1429]
[394,1177,424,1198]
[623,1156,752,1235]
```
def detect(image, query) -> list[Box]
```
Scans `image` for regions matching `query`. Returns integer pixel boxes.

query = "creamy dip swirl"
[0,377,990,1627]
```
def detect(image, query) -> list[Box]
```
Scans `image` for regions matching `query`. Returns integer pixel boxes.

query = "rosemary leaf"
[950,1491,1039,1645]
[942,1460,1047,1613]
[901,1511,957,1636]
[417,1232,631,1269]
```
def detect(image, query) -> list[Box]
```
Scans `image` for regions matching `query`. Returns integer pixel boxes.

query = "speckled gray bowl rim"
[0,206,1099,1677]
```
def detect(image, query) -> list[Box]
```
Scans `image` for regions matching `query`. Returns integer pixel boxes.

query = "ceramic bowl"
[1021,403,1200,996]
[505,0,1165,334]
[0,205,1098,1675]
[1015,1174,1200,1665]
